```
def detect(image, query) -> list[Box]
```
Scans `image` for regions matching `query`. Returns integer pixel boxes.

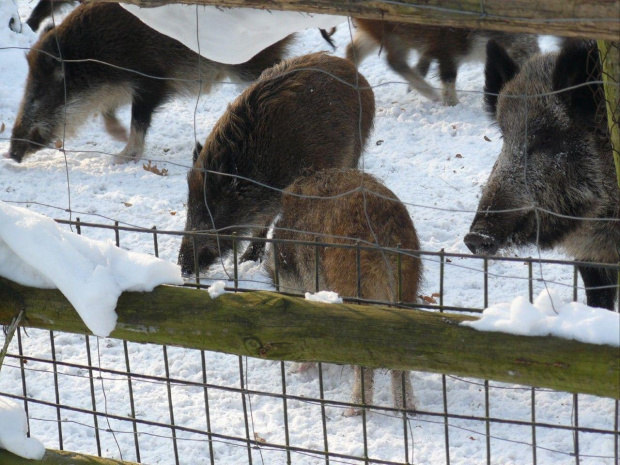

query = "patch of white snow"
[462,289,620,346]
[0,397,45,460]
[0,201,183,337]
[305,291,343,304]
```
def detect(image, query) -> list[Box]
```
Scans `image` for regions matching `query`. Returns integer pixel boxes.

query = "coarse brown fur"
[346,19,539,105]
[8,3,291,163]
[465,40,619,310]
[178,53,376,274]
[266,168,422,415]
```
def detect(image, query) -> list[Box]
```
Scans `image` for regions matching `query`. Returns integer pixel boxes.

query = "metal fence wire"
[0,220,618,465]
[0,2,619,465]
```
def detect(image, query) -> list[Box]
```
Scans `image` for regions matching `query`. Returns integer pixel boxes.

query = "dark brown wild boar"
[465,40,619,311]
[265,168,422,415]
[178,53,375,274]
[26,0,77,32]
[7,3,290,164]
[346,19,539,105]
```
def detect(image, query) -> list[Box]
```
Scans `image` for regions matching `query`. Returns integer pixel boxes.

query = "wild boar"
[177,53,375,274]
[465,40,619,310]
[7,2,290,164]
[346,19,539,105]
[265,168,422,415]
[26,0,76,32]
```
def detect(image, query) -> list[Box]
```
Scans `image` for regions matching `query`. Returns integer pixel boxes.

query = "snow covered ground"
[0,2,617,464]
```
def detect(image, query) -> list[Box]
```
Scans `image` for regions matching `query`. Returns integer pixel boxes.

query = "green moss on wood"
[0,278,618,398]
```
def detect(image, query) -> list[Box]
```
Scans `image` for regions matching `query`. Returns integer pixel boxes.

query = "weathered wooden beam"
[597,40,620,297]
[89,0,620,40]
[0,278,618,398]
[0,449,138,465]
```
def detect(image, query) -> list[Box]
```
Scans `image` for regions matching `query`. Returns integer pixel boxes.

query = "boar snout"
[464,231,500,256]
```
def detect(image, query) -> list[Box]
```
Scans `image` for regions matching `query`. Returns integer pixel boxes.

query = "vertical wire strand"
[123,341,140,462]
[484,379,491,465]
[163,346,180,465]
[528,259,537,465]
[152,226,159,258]
[573,393,580,465]
[17,328,29,434]
[238,356,253,465]
[280,362,292,464]
[49,331,63,450]
[318,362,330,465]
[201,351,215,465]
[85,336,102,457]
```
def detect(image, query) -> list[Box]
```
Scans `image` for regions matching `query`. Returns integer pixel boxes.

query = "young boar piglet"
[465,40,619,310]
[346,20,539,105]
[178,53,375,274]
[266,168,422,416]
[7,3,290,164]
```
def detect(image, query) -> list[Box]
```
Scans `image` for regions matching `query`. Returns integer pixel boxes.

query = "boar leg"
[385,44,440,102]
[345,33,378,67]
[114,83,166,163]
[438,58,458,106]
[391,370,416,412]
[415,54,432,78]
[103,110,128,142]
[344,366,375,417]
[578,265,618,311]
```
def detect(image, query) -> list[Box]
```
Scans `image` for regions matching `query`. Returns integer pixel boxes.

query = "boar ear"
[192,142,203,164]
[484,40,520,117]
[552,41,601,126]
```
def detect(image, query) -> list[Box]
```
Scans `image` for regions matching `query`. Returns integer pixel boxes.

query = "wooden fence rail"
[0,278,618,399]
[91,0,620,40]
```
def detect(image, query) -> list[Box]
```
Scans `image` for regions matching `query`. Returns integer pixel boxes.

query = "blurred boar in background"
[346,20,539,105]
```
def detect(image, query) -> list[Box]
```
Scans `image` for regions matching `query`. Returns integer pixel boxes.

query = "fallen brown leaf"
[420,295,437,304]
[254,433,266,444]
[55,139,63,149]
[143,161,168,176]
[483,136,491,142]
[0,122,5,133]
[170,211,177,216]
[123,202,132,207]
[376,140,384,146]
[455,153,463,159]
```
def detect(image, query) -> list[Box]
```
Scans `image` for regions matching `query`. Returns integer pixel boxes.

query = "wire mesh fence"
[1,219,618,464]
[0,1,619,464]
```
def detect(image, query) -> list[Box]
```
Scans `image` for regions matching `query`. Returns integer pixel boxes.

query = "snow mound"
[121,5,345,64]
[208,280,228,299]
[305,291,343,304]
[0,397,45,460]
[462,289,620,346]
[0,201,183,337]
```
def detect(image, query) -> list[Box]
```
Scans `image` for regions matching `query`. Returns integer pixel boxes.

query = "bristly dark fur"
[178,53,376,274]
